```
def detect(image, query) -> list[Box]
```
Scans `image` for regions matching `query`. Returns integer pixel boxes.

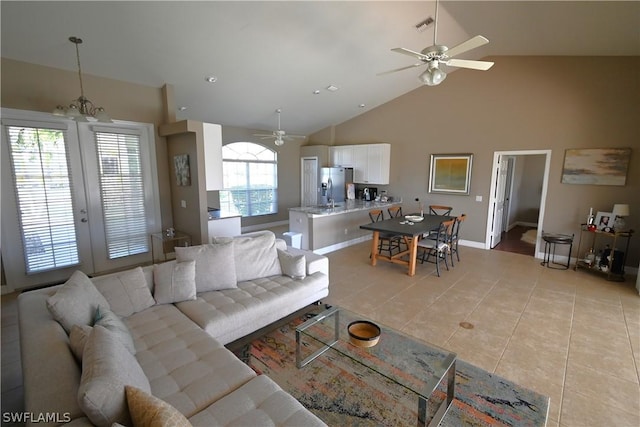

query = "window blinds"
[6,125,79,273]
[94,130,149,259]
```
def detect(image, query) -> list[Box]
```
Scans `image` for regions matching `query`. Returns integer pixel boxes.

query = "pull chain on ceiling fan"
[379,0,494,86]
[253,109,306,146]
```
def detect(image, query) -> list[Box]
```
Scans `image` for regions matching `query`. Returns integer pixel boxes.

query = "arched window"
[220,142,278,217]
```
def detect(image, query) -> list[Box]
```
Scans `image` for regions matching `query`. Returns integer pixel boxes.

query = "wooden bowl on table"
[347,320,381,348]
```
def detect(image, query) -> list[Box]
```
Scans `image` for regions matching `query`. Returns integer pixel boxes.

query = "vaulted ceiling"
[2,1,639,135]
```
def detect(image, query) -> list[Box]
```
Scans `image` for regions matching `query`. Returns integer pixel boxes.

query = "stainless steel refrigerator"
[319,167,353,205]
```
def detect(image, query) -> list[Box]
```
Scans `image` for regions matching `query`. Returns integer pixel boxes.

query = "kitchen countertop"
[208,209,242,220]
[289,199,402,218]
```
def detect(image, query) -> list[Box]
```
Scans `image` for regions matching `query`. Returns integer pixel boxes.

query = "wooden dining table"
[360,214,454,276]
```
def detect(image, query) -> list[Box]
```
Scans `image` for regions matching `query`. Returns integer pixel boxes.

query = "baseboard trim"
[313,235,373,255]
[241,220,289,233]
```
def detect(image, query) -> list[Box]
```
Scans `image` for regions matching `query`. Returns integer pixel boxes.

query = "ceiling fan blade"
[377,63,425,76]
[391,47,428,61]
[445,58,494,71]
[283,134,306,140]
[444,35,489,59]
[253,133,273,137]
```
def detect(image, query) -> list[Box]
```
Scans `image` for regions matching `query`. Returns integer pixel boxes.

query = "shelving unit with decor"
[573,225,633,281]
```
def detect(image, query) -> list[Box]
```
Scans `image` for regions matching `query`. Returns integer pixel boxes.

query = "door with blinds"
[1,109,160,290]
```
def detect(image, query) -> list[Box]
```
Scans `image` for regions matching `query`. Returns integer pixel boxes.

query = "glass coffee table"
[296,306,456,427]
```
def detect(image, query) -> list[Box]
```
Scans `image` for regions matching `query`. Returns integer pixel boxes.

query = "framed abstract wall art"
[173,154,191,186]
[561,148,631,186]
[428,153,473,195]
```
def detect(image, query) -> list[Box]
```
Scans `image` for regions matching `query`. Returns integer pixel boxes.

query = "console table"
[573,225,633,281]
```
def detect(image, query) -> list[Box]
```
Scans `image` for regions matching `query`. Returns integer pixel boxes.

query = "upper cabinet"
[203,123,223,190]
[330,143,390,185]
[329,145,355,167]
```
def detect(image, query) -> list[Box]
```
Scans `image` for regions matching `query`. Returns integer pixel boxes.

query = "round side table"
[540,232,574,270]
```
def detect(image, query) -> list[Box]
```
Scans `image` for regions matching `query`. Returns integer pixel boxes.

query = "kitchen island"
[289,199,402,253]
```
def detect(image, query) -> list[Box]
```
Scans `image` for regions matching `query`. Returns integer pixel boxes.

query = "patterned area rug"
[234,309,549,427]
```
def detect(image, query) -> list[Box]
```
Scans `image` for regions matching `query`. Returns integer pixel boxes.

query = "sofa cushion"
[93,266,156,317]
[46,270,111,334]
[175,242,237,292]
[153,260,197,304]
[188,375,327,427]
[125,386,192,427]
[214,231,282,282]
[94,307,136,354]
[69,324,93,362]
[126,304,256,418]
[78,326,151,427]
[277,249,306,280]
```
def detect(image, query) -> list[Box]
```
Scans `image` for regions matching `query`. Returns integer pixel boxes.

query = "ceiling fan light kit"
[52,36,112,122]
[380,0,494,86]
[253,109,306,147]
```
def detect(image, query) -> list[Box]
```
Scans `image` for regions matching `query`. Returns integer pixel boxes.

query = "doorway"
[300,157,318,207]
[485,150,551,258]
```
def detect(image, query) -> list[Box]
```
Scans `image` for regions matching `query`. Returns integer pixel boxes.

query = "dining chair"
[417,219,455,277]
[449,214,466,266]
[387,206,403,218]
[368,209,402,257]
[429,205,453,216]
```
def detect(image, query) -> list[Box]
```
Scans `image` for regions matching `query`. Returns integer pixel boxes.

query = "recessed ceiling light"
[205,76,217,83]
[326,85,339,92]
[359,104,366,108]
[178,106,187,111]
[313,90,321,95]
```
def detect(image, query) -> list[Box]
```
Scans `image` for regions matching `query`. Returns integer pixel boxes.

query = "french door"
[1,109,160,290]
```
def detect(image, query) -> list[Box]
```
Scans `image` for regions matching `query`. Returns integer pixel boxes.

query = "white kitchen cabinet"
[330,143,390,184]
[203,123,223,190]
[208,216,241,239]
[364,143,390,185]
[329,145,355,167]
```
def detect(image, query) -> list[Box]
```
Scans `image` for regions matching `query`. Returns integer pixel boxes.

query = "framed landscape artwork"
[561,148,631,185]
[429,154,473,195]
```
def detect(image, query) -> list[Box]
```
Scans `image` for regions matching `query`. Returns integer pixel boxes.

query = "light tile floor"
[2,240,639,426]
[322,242,640,427]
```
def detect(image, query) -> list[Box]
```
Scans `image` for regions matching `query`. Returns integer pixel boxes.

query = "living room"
[2,2,639,426]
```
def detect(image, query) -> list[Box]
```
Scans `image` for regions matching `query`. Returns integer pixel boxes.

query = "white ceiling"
[2,1,639,135]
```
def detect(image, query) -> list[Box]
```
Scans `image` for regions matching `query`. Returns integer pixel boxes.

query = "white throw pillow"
[277,249,306,280]
[92,267,156,317]
[69,324,93,362]
[153,260,197,304]
[214,231,282,282]
[78,326,151,427]
[94,307,136,354]
[46,270,111,334]
[175,241,237,292]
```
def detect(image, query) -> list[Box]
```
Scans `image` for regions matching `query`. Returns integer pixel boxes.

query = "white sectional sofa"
[18,231,329,427]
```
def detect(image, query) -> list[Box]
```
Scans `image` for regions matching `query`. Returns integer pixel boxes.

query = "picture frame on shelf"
[428,153,473,195]
[595,211,613,231]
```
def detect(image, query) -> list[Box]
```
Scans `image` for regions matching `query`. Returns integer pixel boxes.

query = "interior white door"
[490,155,509,248]
[301,157,318,206]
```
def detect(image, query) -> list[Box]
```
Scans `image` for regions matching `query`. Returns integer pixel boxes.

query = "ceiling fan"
[379,0,494,86]
[253,109,306,146]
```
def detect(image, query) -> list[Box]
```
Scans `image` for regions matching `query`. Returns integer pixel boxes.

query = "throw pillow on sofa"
[153,260,197,304]
[78,326,151,427]
[213,231,282,282]
[93,266,156,317]
[125,386,192,427]
[94,307,136,354]
[46,270,111,334]
[277,249,306,280]
[175,241,237,292]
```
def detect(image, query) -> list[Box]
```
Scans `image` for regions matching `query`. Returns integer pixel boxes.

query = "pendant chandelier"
[52,36,112,122]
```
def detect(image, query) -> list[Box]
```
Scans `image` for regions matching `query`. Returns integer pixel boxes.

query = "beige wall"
[309,56,640,267]
[1,58,173,230]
